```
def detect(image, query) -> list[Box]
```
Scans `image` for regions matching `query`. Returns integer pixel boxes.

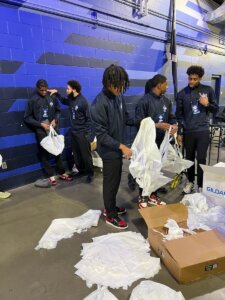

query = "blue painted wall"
[0,0,225,188]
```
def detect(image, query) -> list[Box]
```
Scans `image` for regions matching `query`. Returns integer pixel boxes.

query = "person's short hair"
[145,74,167,94]
[186,65,205,78]
[67,80,82,93]
[36,79,48,89]
[102,64,129,92]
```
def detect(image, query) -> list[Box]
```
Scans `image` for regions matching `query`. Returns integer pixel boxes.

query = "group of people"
[1,64,219,230]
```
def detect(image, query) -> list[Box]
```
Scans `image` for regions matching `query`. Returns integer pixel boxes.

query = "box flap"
[139,203,187,229]
[165,230,225,267]
[200,164,225,176]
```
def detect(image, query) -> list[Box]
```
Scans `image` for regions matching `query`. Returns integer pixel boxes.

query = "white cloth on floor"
[181,193,225,236]
[129,117,171,197]
[75,231,161,290]
[83,286,118,300]
[35,210,102,250]
[130,280,185,300]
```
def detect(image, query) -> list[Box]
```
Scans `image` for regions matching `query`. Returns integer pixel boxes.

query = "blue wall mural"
[0,0,225,188]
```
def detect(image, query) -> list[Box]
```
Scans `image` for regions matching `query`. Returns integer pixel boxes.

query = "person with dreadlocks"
[135,74,177,208]
[91,64,134,229]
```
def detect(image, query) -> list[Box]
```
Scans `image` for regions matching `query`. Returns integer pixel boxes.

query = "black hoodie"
[91,89,134,159]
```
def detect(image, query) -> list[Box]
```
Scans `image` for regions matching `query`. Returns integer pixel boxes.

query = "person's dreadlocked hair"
[102,64,130,92]
[145,74,167,94]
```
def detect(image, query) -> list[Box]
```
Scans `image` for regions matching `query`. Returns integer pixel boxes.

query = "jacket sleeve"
[91,99,120,150]
[135,97,148,127]
[54,93,69,106]
[83,99,93,136]
[175,91,184,135]
[207,87,219,114]
[53,97,61,123]
[168,100,177,125]
[24,100,42,128]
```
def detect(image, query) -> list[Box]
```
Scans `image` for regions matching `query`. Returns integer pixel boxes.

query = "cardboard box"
[201,164,225,207]
[139,203,225,283]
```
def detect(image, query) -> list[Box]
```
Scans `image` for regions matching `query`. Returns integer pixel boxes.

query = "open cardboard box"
[139,203,225,283]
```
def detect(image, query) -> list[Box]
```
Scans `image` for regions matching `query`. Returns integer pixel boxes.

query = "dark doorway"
[211,74,221,105]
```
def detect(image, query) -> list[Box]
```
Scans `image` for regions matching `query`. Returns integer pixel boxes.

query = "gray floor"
[0,146,225,300]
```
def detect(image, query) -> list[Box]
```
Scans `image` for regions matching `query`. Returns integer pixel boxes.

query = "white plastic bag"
[83,286,118,300]
[130,280,185,300]
[129,118,171,197]
[40,126,64,156]
[0,154,2,167]
[161,133,193,174]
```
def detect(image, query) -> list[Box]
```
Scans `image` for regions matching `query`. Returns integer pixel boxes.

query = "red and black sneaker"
[105,216,128,229]
[148,193,166,206]
[138,195,149,209]
[103,207,127,217]
[58,174,73,181]
[49,176,57,186]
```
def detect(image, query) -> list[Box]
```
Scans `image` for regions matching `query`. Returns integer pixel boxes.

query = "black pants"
[184,130,210,187]
[103,158,123,218]
[36,129,65,177]
[71,131,93,175]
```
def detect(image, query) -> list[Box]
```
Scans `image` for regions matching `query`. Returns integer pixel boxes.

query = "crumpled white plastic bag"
[35,209,101,250]
[129,117,171,196]
[181,193,225,236]
[164,219,184,240]
[75,231,161,290]
[40,126,64,156]
[161,132,193,174]
[130,280,185,300]
[83,286,118,300]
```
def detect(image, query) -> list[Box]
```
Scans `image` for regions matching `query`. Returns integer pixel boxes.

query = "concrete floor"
[0,146,225,300]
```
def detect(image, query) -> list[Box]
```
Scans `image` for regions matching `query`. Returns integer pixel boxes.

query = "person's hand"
[41,123,50,130]
[177,135,183,146]
[119,144,132,159]
[199,93,209,107]
[156,122,170,131]
[170,124,178,135]
[47,89,58,96]
[50,119,56,128]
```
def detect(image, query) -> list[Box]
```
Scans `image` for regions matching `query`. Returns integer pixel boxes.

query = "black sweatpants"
[103,158,123,218]
[183,130,210,187]
[71,131,93,176]
[36,129,65,177]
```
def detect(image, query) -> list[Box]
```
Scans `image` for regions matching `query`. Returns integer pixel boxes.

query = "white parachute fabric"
[129,117,171,196]
[35,210,101,250]
[75,231,161,290]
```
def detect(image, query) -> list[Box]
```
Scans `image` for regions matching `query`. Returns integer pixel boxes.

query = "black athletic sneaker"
[105,216,128,229]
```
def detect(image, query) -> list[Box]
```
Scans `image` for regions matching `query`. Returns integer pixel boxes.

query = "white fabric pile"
[163,219,185,240]
[130,280,185,300]
[181,193,225,236]
[83,286,118,300]
[35,210,102,250]
[129,117,171,196]
[75,231,161,290]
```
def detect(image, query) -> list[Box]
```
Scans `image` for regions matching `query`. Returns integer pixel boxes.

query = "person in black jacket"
[91,65,134,229]
[48,80,94,183]
[24,79,72,186]
[136,74,177,208]
[176,66,219,193]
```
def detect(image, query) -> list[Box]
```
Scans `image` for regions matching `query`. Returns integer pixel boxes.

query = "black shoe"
[86,174,93,183]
